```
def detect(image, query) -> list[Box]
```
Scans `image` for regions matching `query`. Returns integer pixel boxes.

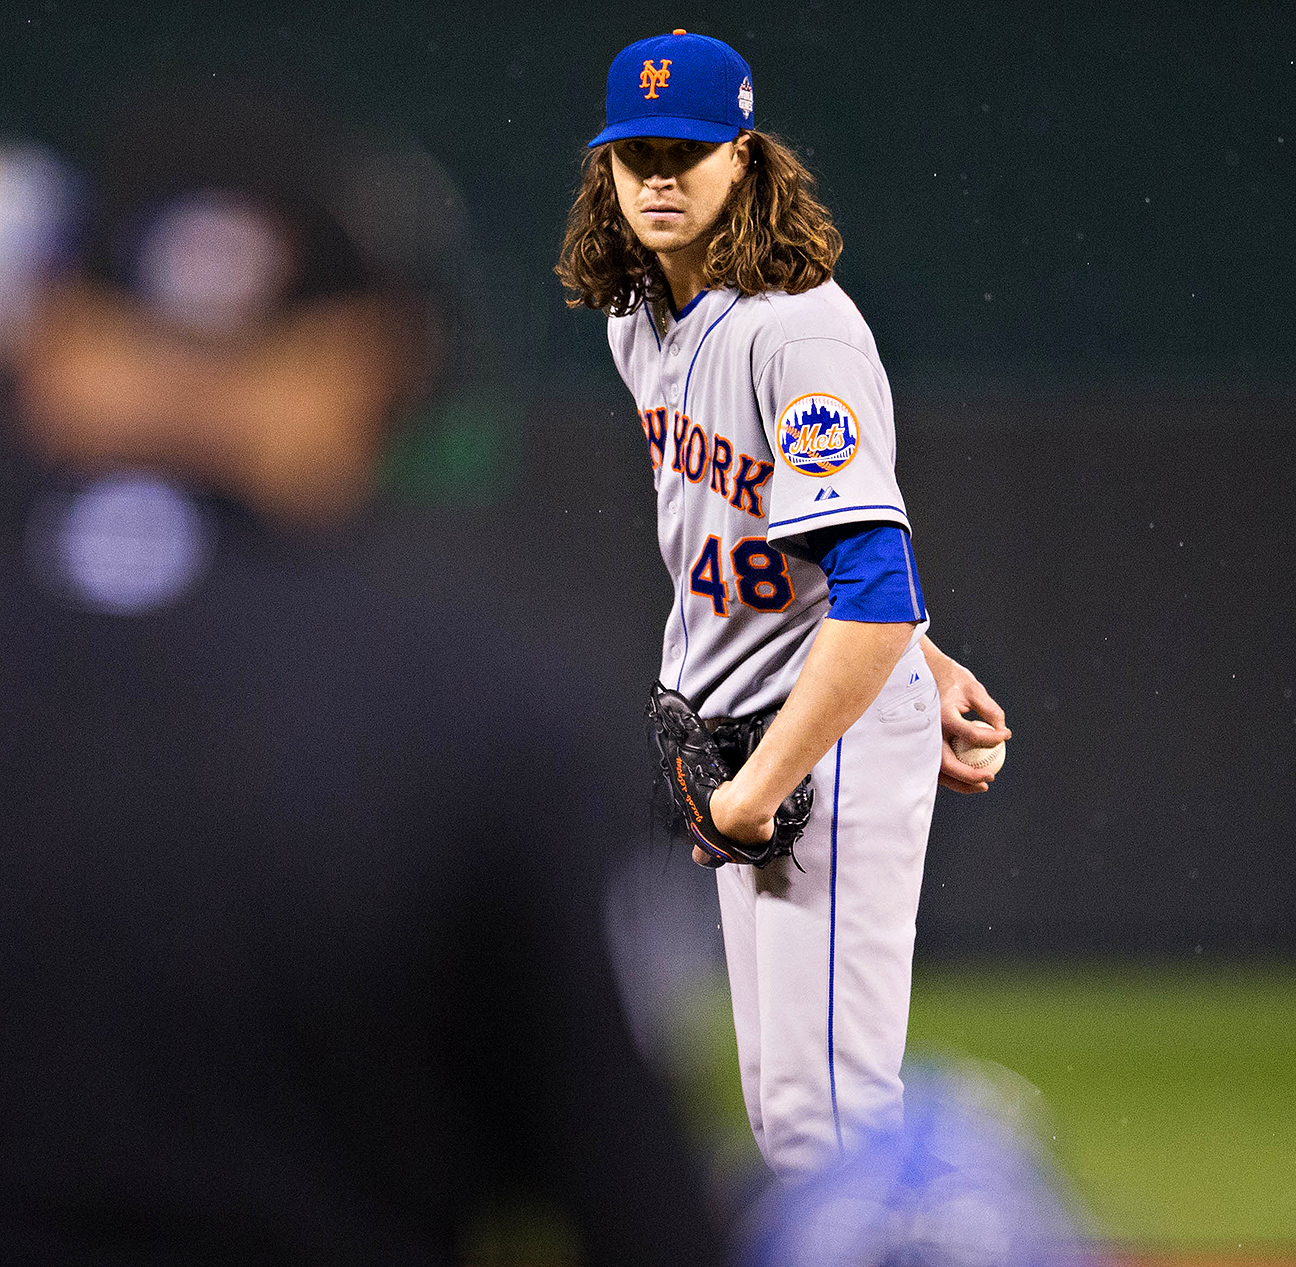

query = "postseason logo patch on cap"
[737,76,754,119]
[777,394,859,476]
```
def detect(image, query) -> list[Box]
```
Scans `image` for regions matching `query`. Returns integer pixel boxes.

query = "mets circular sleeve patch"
[776,393,860,476]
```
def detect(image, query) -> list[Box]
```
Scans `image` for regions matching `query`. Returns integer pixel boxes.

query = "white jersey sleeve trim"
[769,503,911,534]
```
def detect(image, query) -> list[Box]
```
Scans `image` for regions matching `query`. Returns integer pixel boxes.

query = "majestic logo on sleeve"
[776,394,859,476]
[640,60,672,98]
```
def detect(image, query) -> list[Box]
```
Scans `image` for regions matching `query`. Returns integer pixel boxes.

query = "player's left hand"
[696,780,775,866]
[925,654,1011,794]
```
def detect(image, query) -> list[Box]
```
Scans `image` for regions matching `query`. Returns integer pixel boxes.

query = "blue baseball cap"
[588,30,755,147]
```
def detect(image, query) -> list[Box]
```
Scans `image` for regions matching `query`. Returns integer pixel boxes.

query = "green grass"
[465,959,1295,1262]
[905,959,1296,1247]
[665,958,1296,1250]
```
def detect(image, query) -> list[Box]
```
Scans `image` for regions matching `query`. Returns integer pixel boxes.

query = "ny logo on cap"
[640,59,671,99]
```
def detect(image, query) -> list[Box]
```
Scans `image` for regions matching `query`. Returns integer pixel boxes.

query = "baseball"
[951,719,1006,776]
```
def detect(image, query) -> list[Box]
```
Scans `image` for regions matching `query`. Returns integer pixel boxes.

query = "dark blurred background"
[4,0,1292,964]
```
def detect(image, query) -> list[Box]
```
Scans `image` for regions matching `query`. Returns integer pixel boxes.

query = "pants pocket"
[875,678,939,730]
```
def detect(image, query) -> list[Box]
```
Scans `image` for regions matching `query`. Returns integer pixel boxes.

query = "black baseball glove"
[646,681,814,868]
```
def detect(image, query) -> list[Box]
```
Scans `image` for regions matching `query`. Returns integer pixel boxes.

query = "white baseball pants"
[715,641,942,1179]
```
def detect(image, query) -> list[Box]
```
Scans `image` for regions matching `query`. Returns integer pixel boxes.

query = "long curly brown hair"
[556,131,843,316]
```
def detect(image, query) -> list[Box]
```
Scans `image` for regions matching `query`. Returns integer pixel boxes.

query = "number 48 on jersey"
[689,534,795,616]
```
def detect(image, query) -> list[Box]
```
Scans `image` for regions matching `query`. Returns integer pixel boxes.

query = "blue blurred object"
[744,1060,1100,1267]
[0,143,79,337]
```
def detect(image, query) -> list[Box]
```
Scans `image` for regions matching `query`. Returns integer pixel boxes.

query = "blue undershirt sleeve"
[805,523,927,623]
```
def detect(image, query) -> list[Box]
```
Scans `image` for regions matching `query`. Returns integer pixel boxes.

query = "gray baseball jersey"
[608,277,927,719]
[610,276,940,1177]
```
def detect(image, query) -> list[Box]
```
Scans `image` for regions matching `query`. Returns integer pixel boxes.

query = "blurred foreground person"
[0,87,723,1266]
[744,1061,1099,1267]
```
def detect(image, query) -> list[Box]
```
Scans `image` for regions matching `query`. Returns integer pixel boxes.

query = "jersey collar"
[671,289,710,322]
[655,285,736,337]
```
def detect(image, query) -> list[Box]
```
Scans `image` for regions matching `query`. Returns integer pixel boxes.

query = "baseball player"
[557,31,1010,1179]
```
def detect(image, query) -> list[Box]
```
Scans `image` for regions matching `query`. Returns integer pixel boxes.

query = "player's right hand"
[699,780,775,866]
[920,640,1010,793]
[939,704,1010,794]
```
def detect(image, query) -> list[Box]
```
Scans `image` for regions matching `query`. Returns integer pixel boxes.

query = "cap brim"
[587,116,742,147]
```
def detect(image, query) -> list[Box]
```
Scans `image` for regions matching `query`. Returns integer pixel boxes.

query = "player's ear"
[731,132,753,184]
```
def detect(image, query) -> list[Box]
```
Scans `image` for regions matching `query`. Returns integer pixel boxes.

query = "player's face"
[609,135,751,262]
